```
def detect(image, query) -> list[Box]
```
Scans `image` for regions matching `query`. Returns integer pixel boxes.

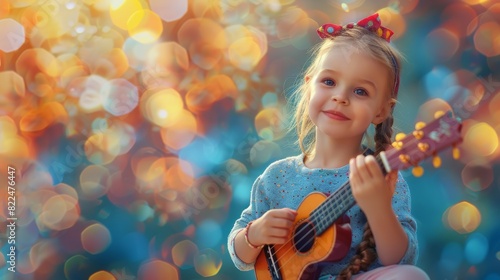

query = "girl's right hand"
[248,208,297,246]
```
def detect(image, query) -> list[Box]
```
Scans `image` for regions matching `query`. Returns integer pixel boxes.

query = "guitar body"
[255,192,352,280]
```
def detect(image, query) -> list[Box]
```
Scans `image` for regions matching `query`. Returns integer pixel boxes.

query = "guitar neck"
[309,153,389,235]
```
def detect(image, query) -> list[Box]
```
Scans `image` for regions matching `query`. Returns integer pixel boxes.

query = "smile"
[323,110,350,121]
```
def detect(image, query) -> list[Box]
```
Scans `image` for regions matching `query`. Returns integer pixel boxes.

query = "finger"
[365,155,383,178]
[387,171,398,194]
[273,208,297,220]
[355,155,369,182]
[269,236,289,245]
[349,158,360,185]
[269,228,290,238]
[274,219,295,229]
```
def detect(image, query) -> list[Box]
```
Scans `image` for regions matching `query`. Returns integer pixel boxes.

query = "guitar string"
[267,181,353,271]
[268,194,348,274]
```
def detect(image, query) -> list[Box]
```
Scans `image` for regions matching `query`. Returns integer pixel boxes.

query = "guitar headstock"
[383,111,463,176]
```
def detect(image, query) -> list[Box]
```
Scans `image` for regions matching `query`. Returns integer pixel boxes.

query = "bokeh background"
[0,0,499,279]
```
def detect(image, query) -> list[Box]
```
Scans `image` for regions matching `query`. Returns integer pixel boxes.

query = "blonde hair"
[288,26,403,161]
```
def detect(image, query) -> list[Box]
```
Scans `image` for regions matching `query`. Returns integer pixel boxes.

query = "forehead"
[317,45,391,88]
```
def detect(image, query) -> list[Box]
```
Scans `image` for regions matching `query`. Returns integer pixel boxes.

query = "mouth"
[323,110,350,121]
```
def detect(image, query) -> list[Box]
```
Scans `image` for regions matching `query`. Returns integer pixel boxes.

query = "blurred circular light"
[424,28,460,62]
[474,22,500,57]
[463,122,498,157]
[138,260,179,280]
[444,201,481,234]
[110,0,143,30]
[461,161,493,191]
[465,233,488,264]
[150,0,188,22]
[0,19,25,53]
[194,248,222,277]
[89,271,116,280]
[81,223,112,254]
[127,9,163,44]
[172,240,198,268]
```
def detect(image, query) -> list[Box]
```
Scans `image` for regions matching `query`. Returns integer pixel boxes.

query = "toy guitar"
[254,111,463,280]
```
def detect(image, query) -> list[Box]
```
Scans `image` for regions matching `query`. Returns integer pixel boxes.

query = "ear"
[305,75,311,83]
[372,98,396,125]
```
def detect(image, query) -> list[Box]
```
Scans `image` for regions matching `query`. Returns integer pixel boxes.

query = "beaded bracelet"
[244,221,263,250]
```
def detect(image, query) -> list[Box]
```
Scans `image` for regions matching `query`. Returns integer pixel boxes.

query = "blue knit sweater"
[228,154,418,278]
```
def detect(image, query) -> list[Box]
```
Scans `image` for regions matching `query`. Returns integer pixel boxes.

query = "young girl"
[228,14,429,279]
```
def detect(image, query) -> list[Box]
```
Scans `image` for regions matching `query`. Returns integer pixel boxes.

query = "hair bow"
[317,13,394,42]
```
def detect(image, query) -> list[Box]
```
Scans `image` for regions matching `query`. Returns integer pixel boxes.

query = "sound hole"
[293,221,316,253]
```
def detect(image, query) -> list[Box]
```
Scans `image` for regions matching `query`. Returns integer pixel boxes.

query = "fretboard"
[309,154,387,235]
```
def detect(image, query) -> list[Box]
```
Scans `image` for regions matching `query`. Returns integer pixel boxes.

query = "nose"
[331,89,349,105]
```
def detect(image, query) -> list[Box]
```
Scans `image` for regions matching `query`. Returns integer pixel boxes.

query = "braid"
[338,113,395,279]
[337,223,377,279]
[374,113,394,155]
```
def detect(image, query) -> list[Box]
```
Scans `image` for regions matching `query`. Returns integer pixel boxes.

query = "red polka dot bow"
[316,13,394,42]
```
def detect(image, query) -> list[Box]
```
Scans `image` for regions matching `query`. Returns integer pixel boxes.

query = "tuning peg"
[434,111,445,119]
[395,133,406,141]
[399,154,410,163]
[413,130,424,140]
[433,155,441,168]
[412,166,424,177]
[392,141,403,149]
[453,145,460,159]
[418,142,429,152]
[415,121,426,130]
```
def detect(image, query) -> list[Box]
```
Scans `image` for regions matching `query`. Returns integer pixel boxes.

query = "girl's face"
[307,46,394,141]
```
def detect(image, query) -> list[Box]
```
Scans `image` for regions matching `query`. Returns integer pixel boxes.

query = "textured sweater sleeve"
[227,175,271,271]
[392,172,418,265]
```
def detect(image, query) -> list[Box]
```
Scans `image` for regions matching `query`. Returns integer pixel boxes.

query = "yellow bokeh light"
[89,271,117,280]
[377,8,407,40]
[228,37,262,71]
[141,88,184,128]
[160,109,198,150]
[138,260,179,280]
[163,158,195,192]
[416,99,453,123]
[474,21,500,57]
[194,248,222,277]
[84,134,117,165]
[130,147,164,183]
[19,102,68,133]
[444,201,481,234]
[462,122,498,157]
[185,75,237,113]
[110,0,143,30]
[172,240,198,267]
[127,9,163,44]
[177,18,226,69]
[255,107,286,141]
[462,0,489,5]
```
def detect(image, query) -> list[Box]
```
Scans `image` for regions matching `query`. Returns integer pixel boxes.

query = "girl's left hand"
[349,154,398,213]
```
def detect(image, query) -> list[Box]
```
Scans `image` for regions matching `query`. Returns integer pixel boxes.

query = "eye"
[322,79,335,86]
[354,88,368,96]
